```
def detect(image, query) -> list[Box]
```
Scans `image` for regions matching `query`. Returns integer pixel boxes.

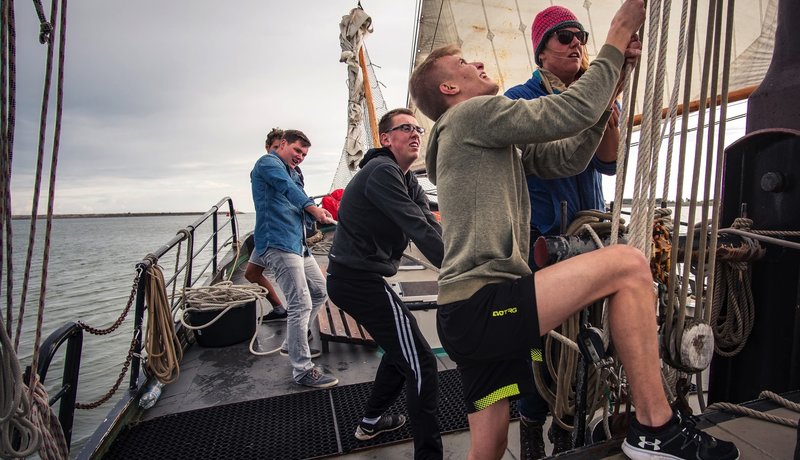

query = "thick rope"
[665,0,701,339]
[27,375,68,460]
[610,64,635,245]
[1,0,18,334]
[711,218,755,357]
[0,316,41,458]
[143,264,182,384]
[702,0,737,325]
[707,391,800,428]
[659,0,690,203]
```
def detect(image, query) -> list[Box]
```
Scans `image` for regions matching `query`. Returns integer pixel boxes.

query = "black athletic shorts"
[436,274,543,413]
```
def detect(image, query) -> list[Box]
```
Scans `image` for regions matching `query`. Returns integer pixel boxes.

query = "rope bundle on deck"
[179,282,275,356]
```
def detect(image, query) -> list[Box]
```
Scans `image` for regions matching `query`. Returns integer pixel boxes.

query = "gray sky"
[11,1,417,214]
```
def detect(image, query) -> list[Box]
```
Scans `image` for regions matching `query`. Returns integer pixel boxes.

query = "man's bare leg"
[467,398,511,460]
[245,262,283,309]
[534,244,672,426]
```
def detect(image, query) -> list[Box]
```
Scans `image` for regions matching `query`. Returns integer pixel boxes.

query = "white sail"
[409,0,777,164]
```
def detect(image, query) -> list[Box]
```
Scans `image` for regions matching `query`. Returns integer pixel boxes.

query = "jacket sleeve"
[364,164,444,268]
[453,44,622,160]
[257,156,314,209]
[590,155,617,175]
[518,111,612,178]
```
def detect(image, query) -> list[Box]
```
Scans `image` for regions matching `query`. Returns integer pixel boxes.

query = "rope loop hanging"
[710,217,756,357]
[143,263,182,384]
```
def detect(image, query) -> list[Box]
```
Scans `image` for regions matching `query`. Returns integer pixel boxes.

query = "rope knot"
[732,217,753,231]
[38,23,53,44]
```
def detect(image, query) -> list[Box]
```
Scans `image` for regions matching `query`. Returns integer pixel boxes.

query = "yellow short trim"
[473,383,521,411]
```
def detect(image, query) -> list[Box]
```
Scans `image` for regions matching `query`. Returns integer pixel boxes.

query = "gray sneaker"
[296,367,338,388]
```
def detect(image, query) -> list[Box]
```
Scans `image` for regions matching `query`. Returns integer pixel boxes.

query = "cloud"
[10,0,416,214]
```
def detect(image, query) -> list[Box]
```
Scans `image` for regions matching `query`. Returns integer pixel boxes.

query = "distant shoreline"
[10,212,248,220]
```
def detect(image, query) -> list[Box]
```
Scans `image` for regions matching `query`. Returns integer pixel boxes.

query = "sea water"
[3,213,256,457]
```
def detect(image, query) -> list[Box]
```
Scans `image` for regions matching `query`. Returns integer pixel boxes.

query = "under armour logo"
[637,436,662,450]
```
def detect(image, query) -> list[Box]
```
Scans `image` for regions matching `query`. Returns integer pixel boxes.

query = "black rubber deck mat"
[103,388,338,460]
[103,369,519,459]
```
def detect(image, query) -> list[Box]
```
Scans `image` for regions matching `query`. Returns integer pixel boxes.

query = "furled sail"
[332,7,389,191]
[408,0,777,165]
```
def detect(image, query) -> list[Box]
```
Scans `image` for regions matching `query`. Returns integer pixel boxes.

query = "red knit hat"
[531,6,585,66]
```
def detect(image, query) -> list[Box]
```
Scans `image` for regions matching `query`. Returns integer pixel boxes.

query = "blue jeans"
[263,248,326,380]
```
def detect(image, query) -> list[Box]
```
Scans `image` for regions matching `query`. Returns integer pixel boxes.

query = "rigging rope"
[1,0,70,457]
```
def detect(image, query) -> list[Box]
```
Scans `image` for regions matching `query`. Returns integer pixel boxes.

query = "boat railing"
[31,197,241,456]
[129,196,240,389]
[24,322,84,447]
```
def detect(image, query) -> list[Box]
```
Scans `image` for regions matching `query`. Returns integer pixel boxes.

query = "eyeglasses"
[554,29,589,46]
[387,123,425,135]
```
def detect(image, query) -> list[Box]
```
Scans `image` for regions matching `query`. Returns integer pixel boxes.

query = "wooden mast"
[359,46,381,148]
[631,85,757,126]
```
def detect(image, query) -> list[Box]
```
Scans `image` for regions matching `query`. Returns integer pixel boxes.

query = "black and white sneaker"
[261,309,287,322]
[622,411,739,459]
[354,414,407,441]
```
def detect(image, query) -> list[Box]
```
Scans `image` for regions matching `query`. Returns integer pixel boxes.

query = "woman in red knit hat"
[505,5,625,459]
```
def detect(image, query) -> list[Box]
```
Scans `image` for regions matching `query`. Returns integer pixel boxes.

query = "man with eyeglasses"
[504,6,627,458]
[408,0,739,459]
[327,108,444,459]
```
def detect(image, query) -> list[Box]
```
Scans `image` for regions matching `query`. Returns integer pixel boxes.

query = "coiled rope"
[143,264,182,384]
[26,375,68,460]
[711,217,756,357]
[178,282,275,355]
[0,316,41,458]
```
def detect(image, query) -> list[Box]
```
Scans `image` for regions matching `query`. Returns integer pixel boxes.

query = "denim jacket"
[251,152,314,256]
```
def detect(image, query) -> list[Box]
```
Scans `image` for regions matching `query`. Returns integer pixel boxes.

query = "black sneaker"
[279,347,321,358]
[622,411,739,460]
[518,417,546,459]
[262,309,287,322]
[549,422,573,454]
[354,414,407,441]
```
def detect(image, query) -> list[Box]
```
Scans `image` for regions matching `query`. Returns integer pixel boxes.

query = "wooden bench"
[318,301,377,353]
[316,249,439,353]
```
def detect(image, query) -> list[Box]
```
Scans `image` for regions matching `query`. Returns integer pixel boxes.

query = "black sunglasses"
[554,29,589,45]
[387,123,425,135]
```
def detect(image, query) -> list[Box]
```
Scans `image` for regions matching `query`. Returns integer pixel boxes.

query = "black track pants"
[327,272,443,460]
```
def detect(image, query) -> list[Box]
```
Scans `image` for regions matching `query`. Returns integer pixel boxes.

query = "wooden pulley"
[664,318,714,373]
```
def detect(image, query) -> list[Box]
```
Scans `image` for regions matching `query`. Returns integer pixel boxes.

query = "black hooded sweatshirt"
[328,147,443,278]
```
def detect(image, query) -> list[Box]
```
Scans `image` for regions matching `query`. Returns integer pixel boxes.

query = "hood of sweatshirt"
[358,147,396,169]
